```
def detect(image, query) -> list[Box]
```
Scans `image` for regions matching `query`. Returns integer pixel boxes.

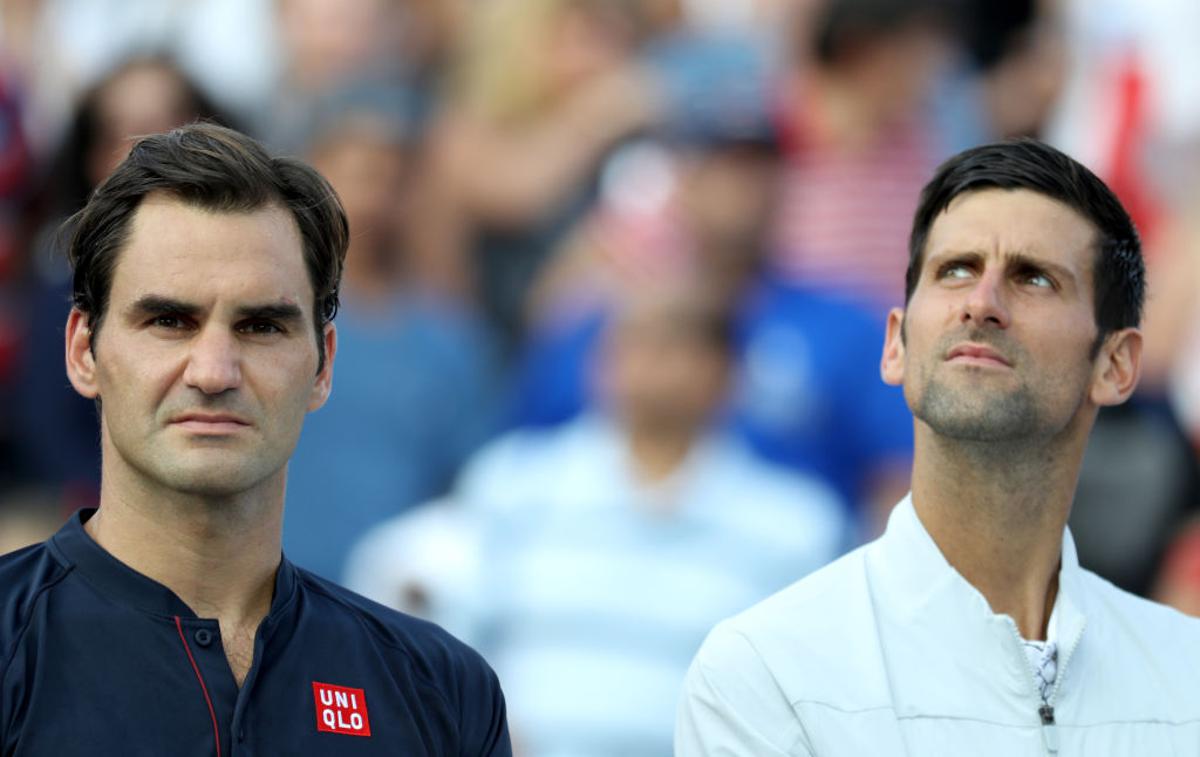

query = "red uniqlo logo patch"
[313,682,371,737]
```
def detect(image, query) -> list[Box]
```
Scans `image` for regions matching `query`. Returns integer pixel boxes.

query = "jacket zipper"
[1038,704,1058,753]
[1006,618,1081,755]
[1033,614,1085,756]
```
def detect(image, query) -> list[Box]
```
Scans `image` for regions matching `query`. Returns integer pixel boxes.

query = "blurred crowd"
[4,0,1200,753]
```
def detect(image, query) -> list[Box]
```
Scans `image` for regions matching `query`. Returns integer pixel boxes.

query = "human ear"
[1090,327,1143,406]
[64,308,100,399]
[881,307,907,387]
[308,322,337,411]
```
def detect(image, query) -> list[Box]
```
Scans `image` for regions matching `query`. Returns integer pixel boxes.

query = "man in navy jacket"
[0,123,510,756]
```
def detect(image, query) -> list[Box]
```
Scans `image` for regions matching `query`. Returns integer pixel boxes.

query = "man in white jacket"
[676,138,1200,756]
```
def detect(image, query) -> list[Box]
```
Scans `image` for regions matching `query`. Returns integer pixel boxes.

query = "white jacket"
[677,495,1200,756]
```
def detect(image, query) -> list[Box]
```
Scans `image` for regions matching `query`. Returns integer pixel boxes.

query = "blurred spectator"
[392,0,471,106]
[35,55,230,224]
[0,486,68,556]
[963,0,1065,140]
[11,55,230,501]
[510,135,912,528]
[1155,208,1200,442]
[1155,517,1200,618]
[1070,400,1200,595]
[730,278,913,531]
[10,0,275,154]
[1046,0,1200,236]
[282,88,499,581]
[276,0,404,92]
[414,0,666,348]
[263,0,409,151]
[934,0,1067,151]
[343,497,484,638]
[524,135,775,329]
[0,64,32,493]
[769,0,959,313]
[347,283,847,756]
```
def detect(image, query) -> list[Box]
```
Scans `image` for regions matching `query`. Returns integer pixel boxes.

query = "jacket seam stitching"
[789,701,1200,728]
[0,565,74,678]
[1,564,75,738]
[724,627,816,753]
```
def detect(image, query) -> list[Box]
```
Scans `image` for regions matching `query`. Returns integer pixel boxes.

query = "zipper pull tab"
[1039,705,1059,753]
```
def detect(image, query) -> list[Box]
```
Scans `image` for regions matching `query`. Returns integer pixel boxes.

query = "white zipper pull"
[1039,704,1059,753]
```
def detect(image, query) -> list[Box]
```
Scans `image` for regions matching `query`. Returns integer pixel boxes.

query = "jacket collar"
[50,508,299,622]
[865,495,1087,722]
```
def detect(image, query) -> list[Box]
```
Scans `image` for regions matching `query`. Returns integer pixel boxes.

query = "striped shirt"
[769,101,936,314]
[458,416,847,757]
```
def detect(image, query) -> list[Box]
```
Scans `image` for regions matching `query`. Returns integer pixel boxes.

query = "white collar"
[863,495,1087,719]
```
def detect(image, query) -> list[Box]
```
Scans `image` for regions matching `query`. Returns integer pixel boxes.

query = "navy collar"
[49,508,299,621]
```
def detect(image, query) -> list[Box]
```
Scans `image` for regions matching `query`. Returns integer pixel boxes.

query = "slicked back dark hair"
[67,122,349,372]
[906,138,1144,346]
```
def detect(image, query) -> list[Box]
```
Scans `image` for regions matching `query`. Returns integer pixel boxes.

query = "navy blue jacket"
[0,510,511,756]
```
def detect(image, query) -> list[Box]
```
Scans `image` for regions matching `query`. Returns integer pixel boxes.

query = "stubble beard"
[117,441,281,501]
[906,322,1051,444]
[912,374,1043,443]
[104,418,285,504]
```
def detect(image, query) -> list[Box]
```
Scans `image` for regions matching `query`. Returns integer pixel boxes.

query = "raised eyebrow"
[1007,253,1075,283]
[234,302,305,323]
[126,295,201,319]
[927,250,984,270]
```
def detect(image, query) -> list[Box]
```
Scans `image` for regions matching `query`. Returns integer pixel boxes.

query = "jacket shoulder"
[293,566,509,754]
[0,543,70,668]
[724,543,871,642]
[1078,569,1200,643]
[296,567,499,685]
[703,543,894,712]
[1074,569,1200,694]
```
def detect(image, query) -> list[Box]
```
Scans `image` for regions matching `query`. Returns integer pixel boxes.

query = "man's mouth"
[945,343,1012,368]
[169,412,252,434]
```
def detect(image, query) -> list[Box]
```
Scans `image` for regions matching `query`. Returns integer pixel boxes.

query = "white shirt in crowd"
[350,415,848,757]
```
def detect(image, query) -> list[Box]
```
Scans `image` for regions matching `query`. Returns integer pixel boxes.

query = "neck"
[86,460,284,626]
[625,423,697,486]
[909,424,1088,639]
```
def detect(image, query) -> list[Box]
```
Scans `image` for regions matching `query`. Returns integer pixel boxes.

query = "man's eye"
[150,315,184,329]
[939,263,973,280]
[240,321,283,335]
[1024,272,1054,288]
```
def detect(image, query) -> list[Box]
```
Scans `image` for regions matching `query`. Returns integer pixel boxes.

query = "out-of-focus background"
[4,0,1200,752]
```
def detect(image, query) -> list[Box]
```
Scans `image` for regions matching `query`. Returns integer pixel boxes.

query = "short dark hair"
[959,0,1038,72]
[67,122,349,372]
[906,138,1144,345]
[811,0,959,66]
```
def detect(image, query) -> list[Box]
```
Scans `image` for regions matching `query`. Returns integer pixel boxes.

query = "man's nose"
[961,270,1011,329]
[183,326,242,394]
